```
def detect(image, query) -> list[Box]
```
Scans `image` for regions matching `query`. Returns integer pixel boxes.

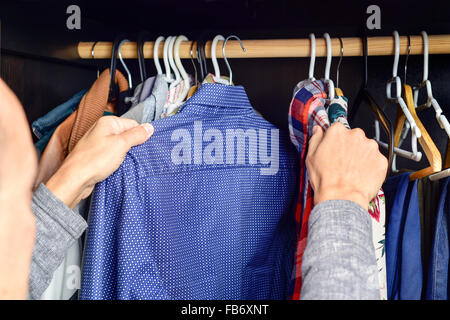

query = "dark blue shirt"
[80,84,298,299]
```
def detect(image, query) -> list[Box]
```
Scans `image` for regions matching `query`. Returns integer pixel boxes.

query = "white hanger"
[308,33,316,81]
[222,35,246,85]
[211,35,229,84]
[322,33,335,100]
[118,39,133,89]
[375,31,422,166]
[163,36,174,83]
[173,35,191,103]
[413,31,450,138]
[168,36,181,85]
[153,36,165,75]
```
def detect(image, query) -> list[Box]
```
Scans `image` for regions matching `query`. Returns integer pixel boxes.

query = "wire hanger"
[376,31,422,165]
[91,41,100,78]
[108,33,128,102]
[322,33,335,100]
[118,39,133,89]
[392,35,441,180]
[190,40,199,86]
[349,35,394,177]
[308,33,316,80]
[197,37,208,81]
[222,35,246,85]
[153,36,165,75]
[137,31,149,83]
[335,37,344,92]
[211,35,229,84]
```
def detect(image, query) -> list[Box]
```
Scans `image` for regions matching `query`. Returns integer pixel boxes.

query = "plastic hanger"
[349,35,394,177]
[308,33,316,80]
[414,31,450,137]
[163,36,175,83]
[168,36,181,86]
[322,33,335,100]
[222,35,246,85]
[173,35,191,102]
[391,35,441,179]
[375,31,422,165]
[137,31,149,83]
[211,35,229,84]
[118,39,133,89]
[153,36,165,75]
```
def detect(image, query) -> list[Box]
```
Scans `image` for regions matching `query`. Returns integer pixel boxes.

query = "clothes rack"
[78,34,450,59]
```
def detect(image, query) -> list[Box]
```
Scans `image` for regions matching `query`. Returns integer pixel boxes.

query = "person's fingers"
[308,125,324,156]
[114,117,141,132]
[119,123,154,149]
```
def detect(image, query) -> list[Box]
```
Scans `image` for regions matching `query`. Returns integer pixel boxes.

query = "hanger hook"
[308,33,316,80]
[212,35,225,80]
[404,35,411,83]
[323,33,332,80]
[223,35,246,85]
[421,31,429,82]
[118,39,132,89]
[190,41,198,86]
[168,36,181,83]
[163,36,174,82]
[154,36,165,75]
[91,41,100,78]
[336,37,343,88]
[392,31,400,78]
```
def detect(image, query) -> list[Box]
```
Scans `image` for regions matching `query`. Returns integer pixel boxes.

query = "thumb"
[308,125,324,156]
[119,123,154,149]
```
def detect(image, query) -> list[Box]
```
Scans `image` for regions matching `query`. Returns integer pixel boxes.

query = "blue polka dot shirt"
[80,83,299,300]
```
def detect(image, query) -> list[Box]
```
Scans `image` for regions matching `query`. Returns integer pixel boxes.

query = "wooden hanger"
[396,84,442,180]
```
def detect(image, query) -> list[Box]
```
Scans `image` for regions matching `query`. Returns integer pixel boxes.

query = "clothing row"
[31,63,448,300]
[383,172,450,300]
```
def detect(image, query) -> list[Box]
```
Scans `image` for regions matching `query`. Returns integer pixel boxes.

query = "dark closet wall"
[1,0,450,170]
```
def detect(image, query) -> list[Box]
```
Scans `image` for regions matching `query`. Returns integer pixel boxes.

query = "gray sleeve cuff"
[28,183,88,299]
[301,200,381,300]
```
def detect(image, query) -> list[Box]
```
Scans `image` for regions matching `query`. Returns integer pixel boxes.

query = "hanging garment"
[426,176,450,300]
[417,176,441,297]
[121,75,167,123]
[326,93,387,299]
[32,69,128,300]
[161,77,194,118]
[383,172,422,299]
[80,83,299,300]
[32,90,87,154]
[34,69,128,188]
[287,79,386,299]
[138,76,157,103]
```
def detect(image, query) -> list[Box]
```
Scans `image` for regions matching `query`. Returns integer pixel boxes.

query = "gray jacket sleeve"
[28,183,88,299]
[301,200,381,300]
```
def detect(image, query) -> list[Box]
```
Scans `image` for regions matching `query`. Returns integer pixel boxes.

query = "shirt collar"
[180,83,253,113]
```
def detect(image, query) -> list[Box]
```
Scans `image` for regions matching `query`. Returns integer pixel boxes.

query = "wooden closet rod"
[78,34,450,59]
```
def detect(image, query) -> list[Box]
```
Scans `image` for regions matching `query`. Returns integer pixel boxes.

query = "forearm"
[29,183,87,299]
[301,200,380,300]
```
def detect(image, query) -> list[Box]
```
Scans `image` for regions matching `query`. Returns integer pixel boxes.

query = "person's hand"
[306,123,388,210]
[46,116,154,209]
[0,79,37,299]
